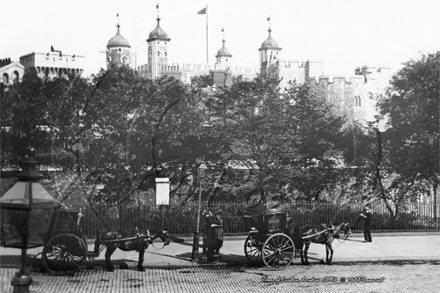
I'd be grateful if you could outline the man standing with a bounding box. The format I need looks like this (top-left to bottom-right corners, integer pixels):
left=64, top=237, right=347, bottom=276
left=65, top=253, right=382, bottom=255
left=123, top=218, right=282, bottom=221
left=356, top=206, right=372, bottom=242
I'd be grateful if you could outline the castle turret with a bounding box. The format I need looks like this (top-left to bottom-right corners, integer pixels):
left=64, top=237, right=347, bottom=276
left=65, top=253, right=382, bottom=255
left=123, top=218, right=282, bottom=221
left=259, top=20, right=281, bottom=79
left=146, top=12, right=170, bottom=79
left=215, top=29, right=232, bottom=70
left=106, top=17, right=131, bottom=68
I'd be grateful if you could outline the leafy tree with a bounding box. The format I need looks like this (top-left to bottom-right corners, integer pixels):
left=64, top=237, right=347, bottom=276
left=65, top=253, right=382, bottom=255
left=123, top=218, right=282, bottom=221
left=208, top=78, right=346, bottom=203
left=74, top=67, right=224, bottom=204
left=1, top=65, right=225, bottom=206
left=0, top=69, right=83, bottom=166
left=191, top=72, right=214, bottom=88
left=372, top=52, right=440, bottom=216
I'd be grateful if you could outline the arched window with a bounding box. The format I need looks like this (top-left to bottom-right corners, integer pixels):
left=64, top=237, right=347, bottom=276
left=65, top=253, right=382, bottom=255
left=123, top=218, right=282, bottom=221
left=12, top=71, right=19, bottom=83
left=2, top=73, right=9, bottom=84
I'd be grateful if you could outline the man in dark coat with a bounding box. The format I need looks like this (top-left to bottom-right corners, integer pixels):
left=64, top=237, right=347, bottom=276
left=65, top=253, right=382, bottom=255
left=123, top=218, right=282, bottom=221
left=356, top=206, right=372, bottom=242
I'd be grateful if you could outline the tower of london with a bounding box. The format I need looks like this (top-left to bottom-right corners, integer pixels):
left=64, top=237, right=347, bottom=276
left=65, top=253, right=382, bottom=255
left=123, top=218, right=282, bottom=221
left=1, top=8, right=393, bottom=129
left=102, top=11, right=391, bottom=127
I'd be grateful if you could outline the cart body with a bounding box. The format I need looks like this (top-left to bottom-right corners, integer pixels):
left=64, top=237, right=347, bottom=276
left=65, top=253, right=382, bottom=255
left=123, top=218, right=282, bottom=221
left=243, top=209, right=302, bottom=269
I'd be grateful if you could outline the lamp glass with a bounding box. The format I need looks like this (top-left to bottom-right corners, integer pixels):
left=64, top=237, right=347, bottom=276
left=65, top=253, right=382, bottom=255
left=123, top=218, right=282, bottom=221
left=1, top=207, right=53, bottom=248
left=1, top=209, right=27, bottom=248
left=199, top=163, right=208, bottom=178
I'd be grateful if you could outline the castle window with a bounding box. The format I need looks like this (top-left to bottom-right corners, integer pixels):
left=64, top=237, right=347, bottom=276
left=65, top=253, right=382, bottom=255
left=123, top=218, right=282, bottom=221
left=355, top=96, right=362, bottom=107
left=11, top=70, right=20, bottom=82
left=2, top=73, right=9, bottom=84
left=157, top=51, right=160, bottom=56
left=165, top=52, right=167, bottom=56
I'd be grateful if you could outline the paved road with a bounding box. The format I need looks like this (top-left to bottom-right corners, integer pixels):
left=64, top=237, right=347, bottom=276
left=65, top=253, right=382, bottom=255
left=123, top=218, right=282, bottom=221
left=1, top=233, right=439, bottom=292
left=1, top=262, right=439, bottom=292
left=1, top=233, right=439, bottom=269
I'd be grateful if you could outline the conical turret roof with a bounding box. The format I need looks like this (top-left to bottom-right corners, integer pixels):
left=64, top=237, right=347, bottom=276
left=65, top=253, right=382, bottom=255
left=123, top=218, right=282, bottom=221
left=107, top=24, right=131, bottom=48
left=259, top=28, right=281, bottom=50
left=147, top=17, right=170, bottom=41
left=216, top=40, right=232, bottom=57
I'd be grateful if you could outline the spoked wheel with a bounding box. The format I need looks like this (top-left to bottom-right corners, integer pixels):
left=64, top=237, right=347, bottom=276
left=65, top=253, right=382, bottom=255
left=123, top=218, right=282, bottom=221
left=42, top=233, right=87, bottom=275
left=244, top=234, right=263, bottom=264
left=262, top=233, right=295, bottom=269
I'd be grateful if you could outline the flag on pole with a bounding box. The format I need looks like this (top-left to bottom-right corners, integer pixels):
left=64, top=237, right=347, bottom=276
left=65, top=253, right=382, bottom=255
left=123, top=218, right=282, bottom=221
left=198, top=7, right=207, bottom=14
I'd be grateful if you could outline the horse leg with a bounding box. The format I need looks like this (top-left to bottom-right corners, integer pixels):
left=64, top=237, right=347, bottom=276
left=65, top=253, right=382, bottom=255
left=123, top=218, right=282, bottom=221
left=104, top=246, right=117, bottom=272
left=137, top=242, right=146, bottom=272
left=303, top=243, right=310, bottom=265
left=300, top=248, right=305, bottom=265
left=326, top=244, right=333, bottom=265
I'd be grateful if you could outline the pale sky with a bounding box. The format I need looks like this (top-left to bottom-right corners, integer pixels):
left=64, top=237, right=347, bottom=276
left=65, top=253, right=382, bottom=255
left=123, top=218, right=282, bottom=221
left=1, top=0, right=439, bottom=77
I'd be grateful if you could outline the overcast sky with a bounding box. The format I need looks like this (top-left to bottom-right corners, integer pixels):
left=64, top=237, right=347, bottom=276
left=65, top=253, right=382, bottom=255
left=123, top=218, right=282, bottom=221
left=1, top=0, right=439, bottom=76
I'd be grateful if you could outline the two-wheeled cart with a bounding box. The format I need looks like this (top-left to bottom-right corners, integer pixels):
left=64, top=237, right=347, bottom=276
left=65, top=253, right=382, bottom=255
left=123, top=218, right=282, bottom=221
left=38, top=205, right=152, bottom=275
left=242, top=210, right=303, bottom=269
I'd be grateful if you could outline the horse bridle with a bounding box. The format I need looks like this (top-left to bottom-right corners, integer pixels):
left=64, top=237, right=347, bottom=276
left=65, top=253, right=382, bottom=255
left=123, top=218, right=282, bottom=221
left=148, top=231, right=170, bottom=250
left=337, top=224, right=351, bottom=243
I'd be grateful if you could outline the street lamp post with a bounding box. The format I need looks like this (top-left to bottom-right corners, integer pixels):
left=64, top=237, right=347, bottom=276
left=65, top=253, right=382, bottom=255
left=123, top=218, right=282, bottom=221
left=0, top=147, right=59, bottom=293
left=191, top=163, right=208, bottom=262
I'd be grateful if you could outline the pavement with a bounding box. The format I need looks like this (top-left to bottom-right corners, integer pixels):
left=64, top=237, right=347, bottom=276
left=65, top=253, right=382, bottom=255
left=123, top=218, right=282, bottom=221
left=1, top=231, right=439, bottom=271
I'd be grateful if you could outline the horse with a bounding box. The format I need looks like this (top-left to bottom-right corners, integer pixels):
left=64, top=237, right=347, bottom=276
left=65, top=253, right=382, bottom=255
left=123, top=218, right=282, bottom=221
left=300, top=222, right=351, bottom=265
left=94, top=228, right=171, bottom=271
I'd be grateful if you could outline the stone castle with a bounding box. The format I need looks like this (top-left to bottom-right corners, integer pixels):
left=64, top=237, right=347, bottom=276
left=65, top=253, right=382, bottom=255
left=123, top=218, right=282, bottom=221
left=1, top=10, right=393, bottom=127
left=104, top=11, right=391, bottom=126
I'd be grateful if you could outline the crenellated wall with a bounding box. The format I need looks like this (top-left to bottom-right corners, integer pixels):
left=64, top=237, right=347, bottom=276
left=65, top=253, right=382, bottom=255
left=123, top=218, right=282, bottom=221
left=307, top=74, right=389, bottom=126
left=19, top=52, right=85, bottom=79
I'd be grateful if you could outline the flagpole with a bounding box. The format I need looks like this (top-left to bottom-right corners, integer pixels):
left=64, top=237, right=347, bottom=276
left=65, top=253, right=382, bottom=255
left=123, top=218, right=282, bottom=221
left=206, top=5, right=209, bottom=64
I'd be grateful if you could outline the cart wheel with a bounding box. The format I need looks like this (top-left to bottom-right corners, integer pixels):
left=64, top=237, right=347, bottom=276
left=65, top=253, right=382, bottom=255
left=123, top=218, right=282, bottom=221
left=262, top=233, right=295, bottom=269
left=42, top=233, right=87, bottom=275
left=244, top=234, right=263, bottom=264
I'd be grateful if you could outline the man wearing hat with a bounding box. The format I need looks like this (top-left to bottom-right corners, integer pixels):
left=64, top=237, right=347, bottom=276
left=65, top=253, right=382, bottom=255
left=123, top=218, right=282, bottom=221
left=356, top=206, right=372, bottom=242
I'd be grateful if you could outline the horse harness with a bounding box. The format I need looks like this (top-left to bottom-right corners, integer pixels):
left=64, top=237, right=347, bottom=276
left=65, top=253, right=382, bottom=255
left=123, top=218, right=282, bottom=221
left=302, top=224, right=345, bottom=243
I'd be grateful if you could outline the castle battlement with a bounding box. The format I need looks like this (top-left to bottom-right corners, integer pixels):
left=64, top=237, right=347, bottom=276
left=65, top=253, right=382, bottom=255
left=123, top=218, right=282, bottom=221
left=162, top=65, right=180, bottom=72
left=276, top=59, right=304, bottom=68
left=170, top=62, right=258, bottom=76
left=309, top=75, right=375, bottom=85
left=20, top=51, right=86, bottom=70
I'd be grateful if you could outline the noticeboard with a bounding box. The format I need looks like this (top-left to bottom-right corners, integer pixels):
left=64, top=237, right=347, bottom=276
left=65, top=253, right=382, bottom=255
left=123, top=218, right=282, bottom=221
left=155, top=177, right=170, bottom=205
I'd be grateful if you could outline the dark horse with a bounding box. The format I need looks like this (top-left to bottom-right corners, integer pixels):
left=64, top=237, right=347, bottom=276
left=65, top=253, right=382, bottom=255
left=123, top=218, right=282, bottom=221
left=95, top=228, right=171, bottom=271
left=301, top=222, right=351, bottom=265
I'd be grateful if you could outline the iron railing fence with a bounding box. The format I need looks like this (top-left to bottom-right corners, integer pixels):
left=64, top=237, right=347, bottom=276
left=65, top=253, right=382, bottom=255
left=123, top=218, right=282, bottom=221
left=73, top=202, right=440, bottom=238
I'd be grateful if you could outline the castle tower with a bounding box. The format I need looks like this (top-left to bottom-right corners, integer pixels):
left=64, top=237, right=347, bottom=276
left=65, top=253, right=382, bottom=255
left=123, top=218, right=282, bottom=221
left=215, top=28, right=232, bottom=70
left=259, top=19, right=281, bottom=79
left=106, top=16, right=131, bottom=68
left=146, top=7, right=170, bottom=80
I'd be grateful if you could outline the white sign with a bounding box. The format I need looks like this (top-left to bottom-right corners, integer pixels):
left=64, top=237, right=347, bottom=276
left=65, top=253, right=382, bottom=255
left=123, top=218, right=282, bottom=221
left=155, top=177, right=170, bottom=205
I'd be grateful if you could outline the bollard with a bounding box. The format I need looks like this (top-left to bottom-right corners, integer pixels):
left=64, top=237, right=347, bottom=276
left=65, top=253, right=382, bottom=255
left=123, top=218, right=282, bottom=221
left=11, top=271, right=33, bottom=293
left=191, top=231, right=200, bottom=262
left=200, top=232, right=208, bottom=263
